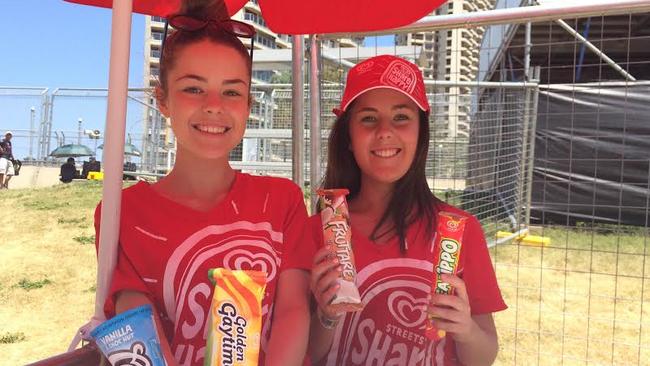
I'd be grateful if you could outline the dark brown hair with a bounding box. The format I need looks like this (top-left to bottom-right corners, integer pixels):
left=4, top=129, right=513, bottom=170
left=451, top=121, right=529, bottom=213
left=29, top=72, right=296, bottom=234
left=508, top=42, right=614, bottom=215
left=157, top=0, right=252, bottom=99
left=322, top=104, right=440, bottom=253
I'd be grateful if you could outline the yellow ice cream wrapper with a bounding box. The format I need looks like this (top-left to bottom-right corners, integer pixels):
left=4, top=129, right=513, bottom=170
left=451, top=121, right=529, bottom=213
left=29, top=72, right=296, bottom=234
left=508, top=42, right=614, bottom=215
left=205, top=268, right=267, bottom=366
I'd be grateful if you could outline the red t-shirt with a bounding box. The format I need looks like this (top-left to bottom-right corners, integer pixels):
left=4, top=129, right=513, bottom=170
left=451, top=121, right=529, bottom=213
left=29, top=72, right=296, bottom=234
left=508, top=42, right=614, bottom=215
left=94, top=173, right=314, bottom=366
left=310, top=202, right=507, bottom=366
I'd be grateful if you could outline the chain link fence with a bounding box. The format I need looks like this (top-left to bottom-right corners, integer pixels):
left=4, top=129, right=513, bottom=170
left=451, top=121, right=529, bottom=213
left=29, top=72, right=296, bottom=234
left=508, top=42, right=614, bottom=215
left=479, top=9, right=650, bottom=366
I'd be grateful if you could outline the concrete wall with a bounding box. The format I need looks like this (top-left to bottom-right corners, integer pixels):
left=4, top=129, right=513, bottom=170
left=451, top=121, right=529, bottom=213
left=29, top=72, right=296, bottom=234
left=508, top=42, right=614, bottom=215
left=7, top=166, right=61, bottom=189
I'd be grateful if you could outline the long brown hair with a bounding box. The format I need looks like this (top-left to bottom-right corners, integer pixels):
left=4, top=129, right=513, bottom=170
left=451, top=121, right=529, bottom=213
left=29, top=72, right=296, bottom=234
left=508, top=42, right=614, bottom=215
left=322, top=104, right=440, bottom=253
left=157, top=0, right=252, bottom=100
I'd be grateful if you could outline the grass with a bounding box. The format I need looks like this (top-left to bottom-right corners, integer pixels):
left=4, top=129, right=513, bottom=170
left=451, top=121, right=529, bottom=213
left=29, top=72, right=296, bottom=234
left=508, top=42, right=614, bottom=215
left=0, top=332, right=26, bottom=344
left=57, top=217, right=88, bottom=226
left=14, top=278, right=52, bottom=291
left=73, top=235, right=95, bottom=245
left=490, top=225, right=650, bottom=366
left=0, top=181, right=106, bottom=364
left=1, top=181, right=648, bottom=365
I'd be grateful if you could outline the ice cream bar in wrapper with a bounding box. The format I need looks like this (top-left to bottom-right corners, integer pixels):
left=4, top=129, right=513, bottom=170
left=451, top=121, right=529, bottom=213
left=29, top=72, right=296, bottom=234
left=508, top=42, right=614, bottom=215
left=205, top=268, right=267, bottom=366
left=317, top=189, right=363, bottom=313
left=91, top=304, right=166, bottom=366
left=425, top=211, right=467, bottom=340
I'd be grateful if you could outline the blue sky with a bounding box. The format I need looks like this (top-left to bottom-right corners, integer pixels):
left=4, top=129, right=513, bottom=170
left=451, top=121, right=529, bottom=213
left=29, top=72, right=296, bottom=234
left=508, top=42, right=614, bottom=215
left=0, top=0, right=145, bottom=88
left=364, top=35, right=396, bottom=48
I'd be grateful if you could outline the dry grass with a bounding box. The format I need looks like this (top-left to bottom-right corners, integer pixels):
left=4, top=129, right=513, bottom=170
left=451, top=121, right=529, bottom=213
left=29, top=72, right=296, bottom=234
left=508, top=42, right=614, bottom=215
left=1, top=183, right=648, bottom=365
left=491, top=226, right=650, bottom=366
left=0, top=182, right=104, bottom=365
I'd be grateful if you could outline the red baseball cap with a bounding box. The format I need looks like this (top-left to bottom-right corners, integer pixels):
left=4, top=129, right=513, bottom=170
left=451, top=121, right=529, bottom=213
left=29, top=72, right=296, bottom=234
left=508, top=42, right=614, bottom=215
left=334, top=54, right=430, bottom=116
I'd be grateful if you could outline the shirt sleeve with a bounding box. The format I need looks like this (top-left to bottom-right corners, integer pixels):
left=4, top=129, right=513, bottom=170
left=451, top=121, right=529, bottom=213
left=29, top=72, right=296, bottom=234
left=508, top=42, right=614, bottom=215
left=461, top=215, right=508, bottom=315
left=278, top=182, right=317, bottom=272
left=94, top=202, right=152, bottom=317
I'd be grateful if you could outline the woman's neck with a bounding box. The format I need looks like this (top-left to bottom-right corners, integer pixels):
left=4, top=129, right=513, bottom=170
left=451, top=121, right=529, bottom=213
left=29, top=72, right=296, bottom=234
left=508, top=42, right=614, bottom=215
left=153, top=148, right=236, bottom=211
left=350, top=177, right=393, bottom=216
left=348, top=177, right=395, bottom=240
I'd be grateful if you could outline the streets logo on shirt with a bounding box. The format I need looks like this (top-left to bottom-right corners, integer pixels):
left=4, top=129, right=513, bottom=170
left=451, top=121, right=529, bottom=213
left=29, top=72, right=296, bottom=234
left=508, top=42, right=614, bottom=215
left=324, top=258, right=447, bottom=366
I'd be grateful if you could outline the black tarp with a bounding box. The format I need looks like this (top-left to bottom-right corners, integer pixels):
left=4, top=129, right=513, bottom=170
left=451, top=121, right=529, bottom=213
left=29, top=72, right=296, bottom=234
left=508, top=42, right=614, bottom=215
left=531, top=82, right=650, bottom=226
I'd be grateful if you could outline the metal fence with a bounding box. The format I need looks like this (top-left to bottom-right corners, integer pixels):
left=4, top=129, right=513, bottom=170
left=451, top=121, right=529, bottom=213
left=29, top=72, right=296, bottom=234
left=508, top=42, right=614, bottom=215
left=0, top=87, right=48, bottom=162
left=227, top=81, right=536, bottom=249
left=0, top=87, right=176, bottom=174
left=438, top=80, right=539, bottom=244
left=1, top=81, right=535, bottom=243
left=477, top=9, right=650, bottom=366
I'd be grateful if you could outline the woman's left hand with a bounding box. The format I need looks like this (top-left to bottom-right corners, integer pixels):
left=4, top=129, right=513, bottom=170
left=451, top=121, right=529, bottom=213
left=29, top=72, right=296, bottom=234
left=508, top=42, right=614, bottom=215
left=427, top=273, right=477, bottom=344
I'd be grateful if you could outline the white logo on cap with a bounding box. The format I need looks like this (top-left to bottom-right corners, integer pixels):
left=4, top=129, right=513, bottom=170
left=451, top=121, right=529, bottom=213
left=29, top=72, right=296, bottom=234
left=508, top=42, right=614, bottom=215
left=380, top=60, right=417, bottom=93
left=355, top=61, right=375, bottom=75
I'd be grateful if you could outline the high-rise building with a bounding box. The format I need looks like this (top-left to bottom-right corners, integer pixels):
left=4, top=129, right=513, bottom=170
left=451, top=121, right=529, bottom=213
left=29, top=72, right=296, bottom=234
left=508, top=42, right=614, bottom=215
left=396, top=0, right=496, bottom=138
left=142, top=15, right=169, bottom=173
left=141, top=2, right=362, bottom=172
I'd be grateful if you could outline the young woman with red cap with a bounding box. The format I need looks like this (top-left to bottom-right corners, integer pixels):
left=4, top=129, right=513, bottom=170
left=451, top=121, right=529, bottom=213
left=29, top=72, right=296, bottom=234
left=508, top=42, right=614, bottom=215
left=309, top=54, right=507, bottom=365
left=93, top=1, right=313, bottom=365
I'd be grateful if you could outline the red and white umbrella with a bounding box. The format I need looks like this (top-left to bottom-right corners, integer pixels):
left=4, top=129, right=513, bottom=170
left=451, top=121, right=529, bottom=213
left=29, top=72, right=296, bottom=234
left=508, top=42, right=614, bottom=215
left=65, top=0, right=446, bottom=34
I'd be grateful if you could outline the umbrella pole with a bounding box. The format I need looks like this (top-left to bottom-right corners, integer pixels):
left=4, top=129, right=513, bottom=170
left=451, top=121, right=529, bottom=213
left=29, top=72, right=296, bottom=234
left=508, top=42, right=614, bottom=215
left=93, top=0, right=132, bottom=331
left=67, top=1, right=132, bottom=353
left=291, top=35, right=305, bottom=187
left=308, top=35, right=321, bottom=213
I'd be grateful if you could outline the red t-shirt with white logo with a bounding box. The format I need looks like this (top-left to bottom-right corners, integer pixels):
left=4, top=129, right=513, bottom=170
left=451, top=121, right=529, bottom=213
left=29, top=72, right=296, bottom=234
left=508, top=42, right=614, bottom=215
left=94, top=173, right=314, bottom=366
left=311, top=202, right=507, bottom=366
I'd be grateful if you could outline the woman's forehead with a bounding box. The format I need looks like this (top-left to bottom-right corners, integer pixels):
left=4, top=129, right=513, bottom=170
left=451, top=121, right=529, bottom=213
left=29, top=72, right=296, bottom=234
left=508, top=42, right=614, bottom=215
left=353, top=89, right=418, bottom=111
left=170, top=41, right=250, bottom=77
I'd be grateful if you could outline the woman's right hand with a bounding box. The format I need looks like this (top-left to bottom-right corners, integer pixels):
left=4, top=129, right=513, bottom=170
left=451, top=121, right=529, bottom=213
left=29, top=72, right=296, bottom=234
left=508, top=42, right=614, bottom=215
left=310, top=245, right=343, bottom=320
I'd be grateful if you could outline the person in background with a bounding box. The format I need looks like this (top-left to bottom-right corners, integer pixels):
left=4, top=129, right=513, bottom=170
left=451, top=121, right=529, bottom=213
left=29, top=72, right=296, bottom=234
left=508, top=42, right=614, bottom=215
left=82, top=156, right=101, bottom=178
left=0, top=131, right=15, bottom=189
left=60, top=157, right=77, bottom=183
